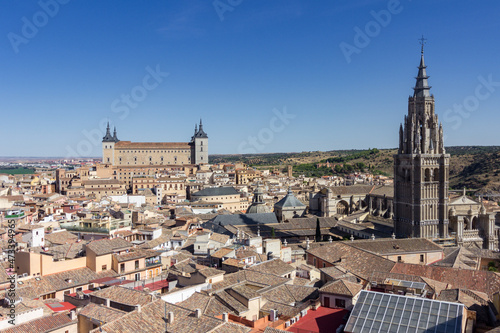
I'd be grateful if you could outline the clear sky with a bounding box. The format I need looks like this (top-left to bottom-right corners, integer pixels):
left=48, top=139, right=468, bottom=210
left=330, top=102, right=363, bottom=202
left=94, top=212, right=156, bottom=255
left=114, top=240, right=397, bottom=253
left=1, top=0, right=500, bottom=157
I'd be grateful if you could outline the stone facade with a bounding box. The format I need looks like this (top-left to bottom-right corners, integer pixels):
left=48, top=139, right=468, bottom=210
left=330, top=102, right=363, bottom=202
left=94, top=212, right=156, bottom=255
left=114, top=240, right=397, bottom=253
left=102, top=120, right=208, bottom=167
left=393, top=46, right=450, bottom=239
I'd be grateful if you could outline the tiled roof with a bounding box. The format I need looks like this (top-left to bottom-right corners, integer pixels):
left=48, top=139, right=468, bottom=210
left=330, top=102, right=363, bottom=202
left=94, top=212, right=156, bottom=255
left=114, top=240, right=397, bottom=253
left=347, top=238, right=443, bottom=255
left=326, top=185, right=375, bottom=196
left=368, top=184, right=394, bottom=197
left=90, top=285, right=154, bottom=307
left=90, top=299, right=229, bottom=333
left=79, top=302, right=127, bottom=323
left=114, top=249, right=160, bottom=262
left=307, top=242, right=395, bottom=280
left=431, top=247, right=478, bottom=270
left=211, top=247, right=234, bottom=259
left=45, top=242, right=86, bottom=260
left=209, top=232, right=230, bottom=245
left=230, top=284, right=261, bottom=300
left=210, top=322, right=252, bottom=333
left=20, top=267, right=107, bottom=296
left=246, top=259, right=295, bottom=277
left=177, top=292, right=235, bottom=316
left=261, top=300, right=300, bottom=318
left=216, top=290, right=248, bottom=314
left=86, top=237, right=132, bottom=255
left=262, top=284, right=318, bottom=304
left=1, top=312, right=75, bottom=333
left=391, top=262, right=500, bottom=298
left=45, top=230, right=78, bottom=245
left=208, top=270, right=290, bottom=294
left=198, top=267, right=225, bottom=278
left=319, top=279, right=363, bottom=297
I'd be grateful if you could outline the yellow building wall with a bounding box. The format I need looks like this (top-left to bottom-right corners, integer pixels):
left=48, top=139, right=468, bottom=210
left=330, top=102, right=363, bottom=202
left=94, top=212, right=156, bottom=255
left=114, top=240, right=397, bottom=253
left=386, top=251, right=443, bottom=265
left=15, top=252, right=41, bottom=276
left=40, top=255, right=86, bottom=276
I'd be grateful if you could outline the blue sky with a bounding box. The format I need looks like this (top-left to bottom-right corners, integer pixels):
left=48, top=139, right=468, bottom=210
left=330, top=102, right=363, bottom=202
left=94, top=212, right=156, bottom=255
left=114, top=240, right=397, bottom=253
left=1, top=0, right=500, bottom=157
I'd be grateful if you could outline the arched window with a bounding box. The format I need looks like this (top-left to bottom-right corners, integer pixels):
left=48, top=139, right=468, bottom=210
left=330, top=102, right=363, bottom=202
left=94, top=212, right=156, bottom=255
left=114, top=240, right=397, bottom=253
left=424, top=168, right=431, bottom=182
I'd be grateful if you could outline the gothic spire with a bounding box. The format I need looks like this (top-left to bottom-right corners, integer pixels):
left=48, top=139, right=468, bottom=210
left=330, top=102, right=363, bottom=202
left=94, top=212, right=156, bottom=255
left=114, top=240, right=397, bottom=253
left=194, top=118, right=208, bottom=138
left=102, top=122, right=114, bottom=142
left=113, top=127, right=119, bottom=142
left=413, top=36, right=431, bottom=98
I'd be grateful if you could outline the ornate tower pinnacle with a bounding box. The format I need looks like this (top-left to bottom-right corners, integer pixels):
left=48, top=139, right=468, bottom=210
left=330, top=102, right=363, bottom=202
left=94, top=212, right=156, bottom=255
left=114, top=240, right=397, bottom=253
left=113, top=127, right=119, bottom=142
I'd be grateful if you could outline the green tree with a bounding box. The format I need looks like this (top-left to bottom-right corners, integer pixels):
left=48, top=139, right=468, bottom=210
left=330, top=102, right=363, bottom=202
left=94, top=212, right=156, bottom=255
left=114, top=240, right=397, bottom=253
left=271, top=227, right=276, bottom=239
left=315, top=218, right=322, bottom=242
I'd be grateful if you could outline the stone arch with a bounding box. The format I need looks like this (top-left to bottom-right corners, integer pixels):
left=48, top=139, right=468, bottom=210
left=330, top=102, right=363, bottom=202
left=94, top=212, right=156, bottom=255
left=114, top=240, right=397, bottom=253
left=463, top=217, right=470, bottom=230
left=336, top=200, right=349, bottom=215
left=472, top=216, right=478, bottom=230
left=424, top=168, right=431, bottom=182
left=433, top=168, right=439, bottom=181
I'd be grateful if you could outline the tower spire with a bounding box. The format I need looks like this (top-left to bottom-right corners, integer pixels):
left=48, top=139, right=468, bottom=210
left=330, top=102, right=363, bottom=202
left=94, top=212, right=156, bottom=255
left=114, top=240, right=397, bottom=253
left=102, top=121, right=114, bottom=142
left=414, top=36, right=431, bottom=98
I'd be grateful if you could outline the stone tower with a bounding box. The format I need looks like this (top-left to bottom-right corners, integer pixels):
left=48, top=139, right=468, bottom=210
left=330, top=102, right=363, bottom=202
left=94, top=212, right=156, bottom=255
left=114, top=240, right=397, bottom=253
left=393, top=42, right=450, bottom=239
left=102, top=123, right=119, bottom=165
left=191, top=119, right=208, bottom=164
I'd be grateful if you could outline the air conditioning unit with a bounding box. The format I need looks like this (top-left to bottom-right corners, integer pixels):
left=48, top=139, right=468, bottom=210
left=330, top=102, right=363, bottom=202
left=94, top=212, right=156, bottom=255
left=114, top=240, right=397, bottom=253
left=22, top=273, right=28, bottom=277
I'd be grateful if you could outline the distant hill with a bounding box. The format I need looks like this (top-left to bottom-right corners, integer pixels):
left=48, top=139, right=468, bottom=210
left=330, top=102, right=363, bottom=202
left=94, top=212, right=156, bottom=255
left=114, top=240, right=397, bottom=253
left=210, top=146, right=500, bottom=194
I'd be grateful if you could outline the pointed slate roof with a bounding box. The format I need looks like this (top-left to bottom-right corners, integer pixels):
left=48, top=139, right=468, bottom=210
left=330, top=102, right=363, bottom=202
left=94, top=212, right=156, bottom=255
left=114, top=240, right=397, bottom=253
left=193, top=119, right=208, bottom=138
left=274, top=188, right=305, bottom=208
left=102, top=122, right=115, bottom=142
left=413, top=42, right=431, bottom=98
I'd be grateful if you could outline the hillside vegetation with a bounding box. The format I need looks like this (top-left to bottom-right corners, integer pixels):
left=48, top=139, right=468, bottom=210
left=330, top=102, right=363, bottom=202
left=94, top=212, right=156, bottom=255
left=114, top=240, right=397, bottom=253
left=210, top=146, right=500, bottom=194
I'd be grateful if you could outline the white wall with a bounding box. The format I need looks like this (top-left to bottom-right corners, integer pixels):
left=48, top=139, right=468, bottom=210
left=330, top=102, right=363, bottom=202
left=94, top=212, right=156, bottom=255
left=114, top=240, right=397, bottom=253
left=161, top=283, right=209, bottom=304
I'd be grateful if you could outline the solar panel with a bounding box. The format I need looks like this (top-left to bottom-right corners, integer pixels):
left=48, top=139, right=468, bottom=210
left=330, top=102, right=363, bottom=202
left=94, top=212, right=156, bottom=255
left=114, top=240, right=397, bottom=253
left=48, top=303, right=63, bottom=308
left=344, top=291, right=464, bottom=333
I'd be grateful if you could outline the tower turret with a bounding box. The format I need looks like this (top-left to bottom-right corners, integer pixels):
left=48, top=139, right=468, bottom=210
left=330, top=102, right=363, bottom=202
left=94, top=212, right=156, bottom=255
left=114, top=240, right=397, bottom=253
left=102, top=122, right=116, bottom=164
left=191, top=119, right=208, bottom=164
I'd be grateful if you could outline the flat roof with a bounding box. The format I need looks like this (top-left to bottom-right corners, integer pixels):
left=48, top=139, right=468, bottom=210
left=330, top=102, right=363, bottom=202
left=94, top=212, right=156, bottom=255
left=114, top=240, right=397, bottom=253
left=344, top=290, right=464, bottom=333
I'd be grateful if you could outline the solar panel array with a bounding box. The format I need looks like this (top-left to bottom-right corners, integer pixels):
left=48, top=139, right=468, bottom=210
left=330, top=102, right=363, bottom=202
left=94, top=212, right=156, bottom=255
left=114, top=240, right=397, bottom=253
left=385, top=278, right=427, bottom=290
left=344, top=290, right=464, bottom=333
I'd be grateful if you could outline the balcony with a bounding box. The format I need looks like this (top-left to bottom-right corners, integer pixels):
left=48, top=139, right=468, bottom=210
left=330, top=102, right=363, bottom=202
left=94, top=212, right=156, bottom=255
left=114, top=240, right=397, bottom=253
left=145, top=256, right=161, bottom=267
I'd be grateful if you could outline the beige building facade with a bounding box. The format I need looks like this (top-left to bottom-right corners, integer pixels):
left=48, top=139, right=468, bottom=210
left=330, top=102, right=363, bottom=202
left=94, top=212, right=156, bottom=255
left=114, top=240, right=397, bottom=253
left=102, top=120, right=208, bottom=167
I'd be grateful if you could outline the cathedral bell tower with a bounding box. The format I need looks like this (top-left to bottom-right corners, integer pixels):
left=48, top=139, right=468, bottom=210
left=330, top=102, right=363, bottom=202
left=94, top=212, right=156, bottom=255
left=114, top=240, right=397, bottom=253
left=393, top=38, right=450, bottom=239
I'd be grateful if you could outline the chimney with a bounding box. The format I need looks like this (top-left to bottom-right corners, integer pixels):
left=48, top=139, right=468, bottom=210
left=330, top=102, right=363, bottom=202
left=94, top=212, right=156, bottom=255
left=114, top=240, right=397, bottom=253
left=136, top=304, right=141, bottom=313
left=195, top=308, right=201, bottom=318
left=68, top=310, right=77, bottom=320
left=222, top=312, right=228, bottom=322
left=168, top=311, right=174, bottom=323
